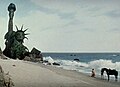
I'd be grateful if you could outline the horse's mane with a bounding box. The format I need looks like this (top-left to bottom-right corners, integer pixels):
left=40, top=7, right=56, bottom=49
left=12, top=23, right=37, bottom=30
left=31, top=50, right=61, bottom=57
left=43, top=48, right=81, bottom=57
left=101, top=68, right=108, bottom=72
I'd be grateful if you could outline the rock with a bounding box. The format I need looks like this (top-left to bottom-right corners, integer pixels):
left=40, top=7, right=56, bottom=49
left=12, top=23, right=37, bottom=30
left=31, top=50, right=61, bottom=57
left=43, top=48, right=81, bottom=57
left=42, top=58, right=60, bottom=66
left=53, top=62, right=60, bottom=66
left=12, top=65, right=16, bottom=67
left=23, top=47, right=43, bottom=62
left=43, top=60, right=48, bottom=63
left=70, top=54, right=76, bottom=56
left=4, top=72, right=14, bottom=87
left=30, top=47, right=43, bottom=61
left=24, top=56, right=31, bottom=61
left=0, top=47, right=2, bottom=54
left=0, top=54, right=9, bottom=60
left=0, top=66, right=14, bottom=87
left=74, top=58, right=80, bottom=62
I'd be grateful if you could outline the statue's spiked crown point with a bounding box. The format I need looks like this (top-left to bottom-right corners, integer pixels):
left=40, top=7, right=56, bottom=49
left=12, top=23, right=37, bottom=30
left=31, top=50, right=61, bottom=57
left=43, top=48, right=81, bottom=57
left=15, top=25, right=19, bottom=31
left=15, top=25, right=29, bottom=40
left=21, top=25, right=23, bottom=30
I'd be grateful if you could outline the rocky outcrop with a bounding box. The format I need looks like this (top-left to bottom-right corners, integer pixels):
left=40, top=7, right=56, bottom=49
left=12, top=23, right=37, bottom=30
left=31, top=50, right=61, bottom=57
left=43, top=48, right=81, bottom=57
left=30, top=47, right=43, bottom=60
left=23, top=47, right=43, bottom=62
left=0, top=65, right=14, bottom=87
left=0, top=65, right=4, bottom=87
left=74, top=58, right=80, bottom=62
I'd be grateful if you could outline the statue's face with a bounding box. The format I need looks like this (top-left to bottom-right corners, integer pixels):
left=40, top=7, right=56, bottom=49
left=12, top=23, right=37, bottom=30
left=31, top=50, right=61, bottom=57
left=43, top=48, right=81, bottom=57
left=15, top=25, right=28, bottom=43
left=15, top=31, right=25, bottom=42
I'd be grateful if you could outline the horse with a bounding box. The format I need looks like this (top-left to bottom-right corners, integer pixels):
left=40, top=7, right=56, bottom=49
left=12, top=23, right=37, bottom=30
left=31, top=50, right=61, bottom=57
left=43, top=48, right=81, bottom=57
left=101, top=68, right=118, bottom=81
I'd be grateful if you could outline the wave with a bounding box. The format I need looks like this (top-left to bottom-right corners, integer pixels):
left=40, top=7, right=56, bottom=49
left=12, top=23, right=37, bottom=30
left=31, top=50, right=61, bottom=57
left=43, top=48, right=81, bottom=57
left=89, top=59, right=120, bottom=71
left=43, top=56, right=54, bottom=64
left=43, top=56, right=120, bottom=76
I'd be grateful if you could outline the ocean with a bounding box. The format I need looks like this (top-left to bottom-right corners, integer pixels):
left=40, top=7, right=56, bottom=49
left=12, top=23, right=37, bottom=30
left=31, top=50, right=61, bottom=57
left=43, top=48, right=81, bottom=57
left=42, top=53, right=120, bottom=81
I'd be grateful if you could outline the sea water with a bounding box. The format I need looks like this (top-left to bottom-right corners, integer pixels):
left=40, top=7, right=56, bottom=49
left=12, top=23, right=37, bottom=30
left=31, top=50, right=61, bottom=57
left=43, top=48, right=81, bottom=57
left=42, top=53, right=120, bottom=81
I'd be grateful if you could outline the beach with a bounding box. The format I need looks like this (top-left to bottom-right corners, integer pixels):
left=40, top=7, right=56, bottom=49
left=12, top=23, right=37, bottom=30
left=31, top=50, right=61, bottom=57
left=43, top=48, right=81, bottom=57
left=0, top=58, right=119, bottom=87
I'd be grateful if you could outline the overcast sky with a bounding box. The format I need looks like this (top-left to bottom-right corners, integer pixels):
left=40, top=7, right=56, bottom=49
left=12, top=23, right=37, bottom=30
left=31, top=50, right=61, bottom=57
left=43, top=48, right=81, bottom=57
left=0, top=0, right=120, bottom=52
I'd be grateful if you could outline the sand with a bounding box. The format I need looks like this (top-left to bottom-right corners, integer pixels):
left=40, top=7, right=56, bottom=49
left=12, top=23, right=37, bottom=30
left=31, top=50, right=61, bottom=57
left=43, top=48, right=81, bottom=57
left=0, top=58, right=119, bottom=87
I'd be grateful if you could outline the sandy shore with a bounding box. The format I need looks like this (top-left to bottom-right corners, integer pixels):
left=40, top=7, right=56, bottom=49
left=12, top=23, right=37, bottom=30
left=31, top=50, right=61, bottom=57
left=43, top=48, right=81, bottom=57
left=0, top=58, right=119, bottom=87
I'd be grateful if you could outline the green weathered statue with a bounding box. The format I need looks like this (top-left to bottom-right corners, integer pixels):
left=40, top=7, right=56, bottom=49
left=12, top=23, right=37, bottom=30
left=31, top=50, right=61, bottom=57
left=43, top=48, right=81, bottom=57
left=3, top=3, right=29, bottom=59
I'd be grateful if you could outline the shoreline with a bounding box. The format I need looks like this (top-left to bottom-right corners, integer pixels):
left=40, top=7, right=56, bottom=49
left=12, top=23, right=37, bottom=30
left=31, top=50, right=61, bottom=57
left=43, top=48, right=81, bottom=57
left=0, top=58, right=120, bottom=87
left=38, top=62, right=120, bottom=85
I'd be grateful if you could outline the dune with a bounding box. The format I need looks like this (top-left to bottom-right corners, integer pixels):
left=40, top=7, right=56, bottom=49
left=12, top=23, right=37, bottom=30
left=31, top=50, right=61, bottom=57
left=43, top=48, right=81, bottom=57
left=0, top=58, right=119, bottom=87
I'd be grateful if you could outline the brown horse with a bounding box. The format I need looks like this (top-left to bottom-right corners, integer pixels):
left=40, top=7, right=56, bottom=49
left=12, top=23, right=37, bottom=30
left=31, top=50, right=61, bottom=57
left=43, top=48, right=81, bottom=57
left=101, top=68, right=118, bottom=81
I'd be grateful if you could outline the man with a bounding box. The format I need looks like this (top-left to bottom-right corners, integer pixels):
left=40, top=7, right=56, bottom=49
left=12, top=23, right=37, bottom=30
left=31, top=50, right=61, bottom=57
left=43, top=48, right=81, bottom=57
left=91, top=69, right=96, bottom=77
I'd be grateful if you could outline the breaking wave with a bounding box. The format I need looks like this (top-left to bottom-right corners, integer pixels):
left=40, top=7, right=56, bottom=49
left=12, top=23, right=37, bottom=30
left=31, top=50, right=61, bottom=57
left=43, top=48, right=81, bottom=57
left=89, top=59, right=120, bottom=71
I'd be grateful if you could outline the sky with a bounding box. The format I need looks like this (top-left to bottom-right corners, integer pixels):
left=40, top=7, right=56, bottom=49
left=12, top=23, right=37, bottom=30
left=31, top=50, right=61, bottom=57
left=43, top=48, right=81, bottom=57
left=0, top=0, right=120, bottom=53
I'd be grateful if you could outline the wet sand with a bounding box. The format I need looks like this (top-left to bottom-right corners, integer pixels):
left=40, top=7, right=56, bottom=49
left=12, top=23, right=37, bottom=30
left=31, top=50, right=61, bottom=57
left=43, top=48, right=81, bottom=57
left=0, top=58, right=119, bottom=87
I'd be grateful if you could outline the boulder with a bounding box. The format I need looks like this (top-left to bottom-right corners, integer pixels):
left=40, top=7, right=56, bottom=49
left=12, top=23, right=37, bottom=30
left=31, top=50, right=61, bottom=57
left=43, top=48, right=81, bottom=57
left=53, top=62, right=60, bottom=66
left=74, top=58, right=80, bottom=62
left=30, top=47, right=43, bottom=61
left=23, top=56, right=31, bottom=61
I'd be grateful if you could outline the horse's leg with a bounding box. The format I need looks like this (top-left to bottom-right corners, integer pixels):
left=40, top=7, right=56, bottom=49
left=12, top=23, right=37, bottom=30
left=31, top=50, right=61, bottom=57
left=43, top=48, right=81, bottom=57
left=101, top=75, right=104, bottom=79
left=115, top=75, right=117, bottom=81
left=108, top=75, right=109, bottom=81
left=101, top=71, right=104, bottom=79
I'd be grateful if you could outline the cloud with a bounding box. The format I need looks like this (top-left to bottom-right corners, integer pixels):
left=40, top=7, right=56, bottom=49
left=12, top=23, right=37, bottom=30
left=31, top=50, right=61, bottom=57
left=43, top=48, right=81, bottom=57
left=21, top=0, right=120, bottom=52
left=109, top=28, right=120, bottom=33
left=105, top=10, right=120, bottom=18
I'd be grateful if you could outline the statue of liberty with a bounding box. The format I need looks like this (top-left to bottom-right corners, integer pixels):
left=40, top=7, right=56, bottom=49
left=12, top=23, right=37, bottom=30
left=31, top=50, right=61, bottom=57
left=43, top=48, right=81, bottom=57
left=3, top=3, right=29, bottom=59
